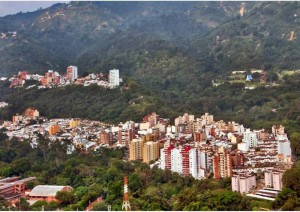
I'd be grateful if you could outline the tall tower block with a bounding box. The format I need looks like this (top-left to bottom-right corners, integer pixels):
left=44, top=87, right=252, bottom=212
left=122, top=176, right=131, bottom=211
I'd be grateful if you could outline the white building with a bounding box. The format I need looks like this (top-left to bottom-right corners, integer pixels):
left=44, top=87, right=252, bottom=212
left=243, top=129, right=258, bottom=148
left=264, top=169, right=284, bottom=191
left=160, top=148, right=166, bottom=170
left=277, top=134, right=292, bottom=158
left=232, top=174, right=256, bottom=194
left=109, top=69, right=120, bottom=88
left=67, top=66, right=78, bottom=81
left=200, top=151, right=210, bottom=170
left=238, top=142, right=249, bottom=152
left=171, top=148, right=183, bottom=174
left=189, top=148, right=200, bottom=179
left=160, top=146, right=206, bottom=179
left=201, top=113, right=214, bottom=125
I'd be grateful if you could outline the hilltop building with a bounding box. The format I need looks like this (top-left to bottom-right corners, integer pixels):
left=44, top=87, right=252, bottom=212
left=109, top=69, right=120, bottom=88
left=66, top=66, right=78, bottom=81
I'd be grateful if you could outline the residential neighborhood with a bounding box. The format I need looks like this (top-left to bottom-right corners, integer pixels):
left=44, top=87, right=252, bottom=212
left=0, top=109, right=293, bottom=205
left=6, top=67, right=121, bottom=89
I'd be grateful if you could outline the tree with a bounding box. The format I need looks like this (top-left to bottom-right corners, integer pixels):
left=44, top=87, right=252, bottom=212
left=92, top=202, right=107, bottom=211
left=75, top=186, right=89, bottom=200
left=11, top=158, right=31, bottom=175
left=16, top=197, right=30, bottom=211
left=56, top=191, right=75, bottom=206
left=282, top=168, right=300, bottom=196
left=128, top=173, right=142, bottom=192
left=30, top=200, right=48, bottom=211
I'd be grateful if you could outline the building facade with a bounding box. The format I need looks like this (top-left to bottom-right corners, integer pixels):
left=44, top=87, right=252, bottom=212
left=109, top=69, right=120, bottom=88
left=143, top=141, right=159, bottom=163
left=67, top=66, right=78, bottom=81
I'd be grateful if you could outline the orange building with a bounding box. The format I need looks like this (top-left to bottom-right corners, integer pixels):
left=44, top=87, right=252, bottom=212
left=49, top=125, right=60, bottom=135
left=99, top=130, right=113, bottom=145
left=29, top=185, right=73, bottom=202
left=23, top=108, right=39, bottom=118
left=129, top=138, right=144, bottom=161
left=12, top=114, right=23, bottom=123
left=142, top=141, right=160, bottom=164
left=0, top=177, right=36, bottom=204
left=213, top=147, right=233, bottom=179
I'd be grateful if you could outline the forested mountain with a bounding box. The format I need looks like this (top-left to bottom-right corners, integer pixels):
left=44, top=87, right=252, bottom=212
left=0, top=1, right=249, bottom=75
left=0, top=1, right=300, bottom=128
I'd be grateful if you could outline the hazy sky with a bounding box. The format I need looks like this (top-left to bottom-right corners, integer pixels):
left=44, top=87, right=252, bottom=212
left=0, top=1, right=67, bottom=17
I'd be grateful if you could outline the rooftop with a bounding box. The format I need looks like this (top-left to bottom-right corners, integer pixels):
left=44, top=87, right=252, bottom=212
left=29, top=185, right=72, bottom=197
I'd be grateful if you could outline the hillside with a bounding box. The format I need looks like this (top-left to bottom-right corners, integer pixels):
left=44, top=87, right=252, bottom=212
left=0, top=2, right=300, bottom=127
left=0, top=1, right=242, bottom=75
left=197, top=1, right=300, bottom=72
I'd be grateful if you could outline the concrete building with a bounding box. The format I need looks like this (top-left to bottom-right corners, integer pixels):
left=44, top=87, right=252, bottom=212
left=238, top=142, right=249, bottom=152
left=272, top=125, right=285, bottom=136
left=118, top=126, right=133, bottom=146
left=277, top=135, right=292, bottom=158
left=189, top=148, right=201, bottom=178
left=160, top=145, right=175, bottom=170
left=232, top=174, right=256, bottom=194
left=69, top=119, right=80, bottom=129
left=243, top=129, right=258, bottom=148
left=175, top=113, right=194, bottom=126
left=143, top=141, right=159, bottom=164
left=160, top=145, right=204, bottom=179
left=49, top=125, right=60, bottom=135
left=0, top=177, right=36, bottom=204
left=213, top=147, right=232, bottom=179
left=200, top=150, right=210, bottom=170
left=181, top=146, right=191, bottom=176
left=264, top=169, right=284, bottom=190
left=66, top=66, right=78, bottom=81
left=171, top=148, right=183, bottom=174
left=129, top=138, right=144, bottom=161
left=109, top=69, right=120, bottom=88
left=12, top=114, right=23, bottom=123
left=99, top=130, right=113, bottom=145
left=201, top=113, right=214, bottom=125
left=143, top=112, right=159, bottom=128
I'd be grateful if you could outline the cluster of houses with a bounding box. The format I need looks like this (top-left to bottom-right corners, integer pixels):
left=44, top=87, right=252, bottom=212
left=212, top=69, right=268, bottom=89
left=7, top=67, right=121, bottom=89
left=0, top=110, right=293, bottom=203
left=1, top=108, right=113, bottom=153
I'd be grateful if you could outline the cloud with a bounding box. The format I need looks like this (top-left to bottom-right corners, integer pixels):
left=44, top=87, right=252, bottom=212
left=0, top=1, right=67, bottom=17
